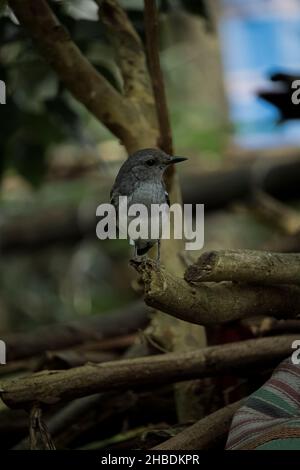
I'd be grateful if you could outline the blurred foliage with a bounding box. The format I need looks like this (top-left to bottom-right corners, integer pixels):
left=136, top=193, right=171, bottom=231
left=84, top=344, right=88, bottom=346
left=170, top=103, right=227, bottom=160
left=0, top=0, right=210, bottom=187
left=0, top=239, right=135, bottom=332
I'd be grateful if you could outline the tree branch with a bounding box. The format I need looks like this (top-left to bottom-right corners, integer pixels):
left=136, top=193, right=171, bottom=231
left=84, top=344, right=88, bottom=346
left=154, top=399, right=244, bottom=450
left=131, top=260, right=300, bottom=326
left=185, top=250, right=300, bottom=285
left=96, top=0, right=153, bottom=99
left=0, top=335, right=297, bottom=409
left=8, top=0, right=143, bottom=151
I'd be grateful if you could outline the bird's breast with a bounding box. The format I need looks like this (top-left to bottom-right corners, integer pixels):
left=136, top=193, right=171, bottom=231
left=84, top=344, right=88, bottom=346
left=130, top=182, right=166, bottom=207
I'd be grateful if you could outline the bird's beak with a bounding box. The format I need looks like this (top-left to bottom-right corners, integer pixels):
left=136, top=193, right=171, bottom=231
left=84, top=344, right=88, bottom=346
left=167, top=156, right=188, bottom=165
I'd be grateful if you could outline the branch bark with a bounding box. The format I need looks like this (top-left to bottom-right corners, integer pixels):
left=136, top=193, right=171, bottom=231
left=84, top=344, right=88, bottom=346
left=132, top=260, right=300, bottom=326
left=0, top=335, right=297, bottom=409
left=154, top=399, right=244, bottom=450
left=185, top=250, right=300, bottom=285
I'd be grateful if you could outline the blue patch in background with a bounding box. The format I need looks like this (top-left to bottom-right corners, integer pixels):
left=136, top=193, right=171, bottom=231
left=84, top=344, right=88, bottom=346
left=220, top=0, right=300, bottom=148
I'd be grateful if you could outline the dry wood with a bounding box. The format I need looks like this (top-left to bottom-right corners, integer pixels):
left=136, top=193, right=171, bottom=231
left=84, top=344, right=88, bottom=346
left=0, top=335, right=296, bottom=409
left=132, top=260, right=300, bottom=326
left=185, top=250, right=300, bottom=285
left=154, top=399, right=244, bottom=450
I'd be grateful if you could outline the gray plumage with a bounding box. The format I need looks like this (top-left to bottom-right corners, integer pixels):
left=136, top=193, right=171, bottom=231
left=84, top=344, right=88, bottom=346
left=110, top=148, right=187, bottom=260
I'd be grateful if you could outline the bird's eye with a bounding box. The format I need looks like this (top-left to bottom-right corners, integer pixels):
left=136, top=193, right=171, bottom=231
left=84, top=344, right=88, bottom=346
left=146, top=159, right=155, bottom=166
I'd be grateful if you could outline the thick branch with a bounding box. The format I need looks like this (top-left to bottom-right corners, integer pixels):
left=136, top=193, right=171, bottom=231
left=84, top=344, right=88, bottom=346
left=132, top=260, right=300, bottom=325
left=185, top=250, right=300, bottom=285
left=97, top=0, right=153, bottom=99
left=8, top=0, right=137, bottom=148
left=154, top=399, right=244, bottom=450
left=0, top=335, right=297, bottom=409
left=3, top=301, right=150, bottom=361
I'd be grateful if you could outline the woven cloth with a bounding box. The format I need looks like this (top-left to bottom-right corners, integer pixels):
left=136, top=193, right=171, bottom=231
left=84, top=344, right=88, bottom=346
left=226, top=357, right=300, bottom=450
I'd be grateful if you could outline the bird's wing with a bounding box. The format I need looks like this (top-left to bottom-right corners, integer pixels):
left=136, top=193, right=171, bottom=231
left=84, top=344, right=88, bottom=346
left=110, top=188, right=118, bottom=208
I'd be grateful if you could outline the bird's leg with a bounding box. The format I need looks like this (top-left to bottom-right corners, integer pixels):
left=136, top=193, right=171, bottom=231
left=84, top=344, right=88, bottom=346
left=133, top=243, right=138, bottom=260
left=156, top=239, right=161, bottom=265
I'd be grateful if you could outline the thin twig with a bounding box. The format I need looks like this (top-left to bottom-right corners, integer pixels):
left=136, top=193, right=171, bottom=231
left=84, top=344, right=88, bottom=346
left=29, top=405, right=55, bottom=450
left=144, top=0, right=173, bottom=156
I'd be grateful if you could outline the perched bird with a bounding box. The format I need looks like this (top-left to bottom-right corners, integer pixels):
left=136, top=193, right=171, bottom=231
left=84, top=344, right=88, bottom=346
left=110, top=148, right=187, bottom=262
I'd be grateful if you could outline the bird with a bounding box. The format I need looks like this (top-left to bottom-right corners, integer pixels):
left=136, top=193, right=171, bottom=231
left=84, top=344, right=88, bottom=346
left=110, top=148, right=187, bottom=262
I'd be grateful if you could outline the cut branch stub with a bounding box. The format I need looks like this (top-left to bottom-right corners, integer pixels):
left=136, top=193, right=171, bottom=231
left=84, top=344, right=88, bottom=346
left=131, top=260, right=300, bottom=326
left=185, top=250, right=300, bottom=285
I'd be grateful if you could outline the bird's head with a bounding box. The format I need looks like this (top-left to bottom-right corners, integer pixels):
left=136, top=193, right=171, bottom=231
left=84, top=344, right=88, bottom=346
left=128, top=148, right=187, bottom=180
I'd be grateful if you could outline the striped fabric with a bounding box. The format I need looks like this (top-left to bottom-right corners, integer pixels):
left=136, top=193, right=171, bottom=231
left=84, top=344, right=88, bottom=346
left=226, top=356, right=300, bottom=450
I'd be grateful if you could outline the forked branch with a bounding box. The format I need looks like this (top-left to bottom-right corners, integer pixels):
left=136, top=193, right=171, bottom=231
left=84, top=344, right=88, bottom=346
left=132, top=260, right=300, bottom=325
